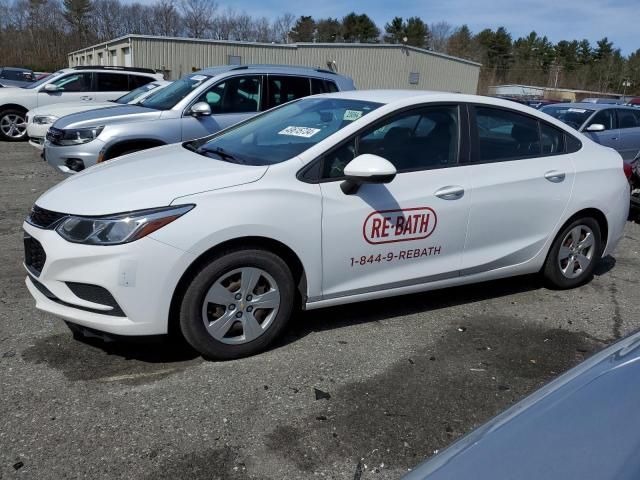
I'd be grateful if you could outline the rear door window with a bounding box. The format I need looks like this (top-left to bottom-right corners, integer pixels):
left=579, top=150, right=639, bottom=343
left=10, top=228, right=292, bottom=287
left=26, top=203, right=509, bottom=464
left=96, top=73, right=129, bottom=92
left=311, top=78, right=339, bottom=94
left=267, top=76, right=311, bottom=109
left=475, top=106, right=541, bottom=161
left=129, top=75, right=153, bottom=89
left=617, top=109, right=639, bottom=129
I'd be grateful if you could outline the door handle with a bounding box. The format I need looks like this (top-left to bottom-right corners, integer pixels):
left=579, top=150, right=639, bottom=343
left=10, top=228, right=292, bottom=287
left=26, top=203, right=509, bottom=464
left=435, top=185, right=464, bottom=200
left=544, top=170, right=566, bottom=183
left=80, top=96, right=93, bottom=101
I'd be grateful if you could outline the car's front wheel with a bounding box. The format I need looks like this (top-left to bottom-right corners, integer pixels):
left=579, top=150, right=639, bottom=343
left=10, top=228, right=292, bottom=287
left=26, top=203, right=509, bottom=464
left=543, top=217, right=602, bottom=289
left=179, top=249, right=295, bottom=360
left=0, top=109, right=28, bottom=141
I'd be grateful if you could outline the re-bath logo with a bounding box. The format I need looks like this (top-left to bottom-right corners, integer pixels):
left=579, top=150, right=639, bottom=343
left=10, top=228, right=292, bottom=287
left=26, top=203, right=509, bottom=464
left=363, top=207, right=437, bottom=245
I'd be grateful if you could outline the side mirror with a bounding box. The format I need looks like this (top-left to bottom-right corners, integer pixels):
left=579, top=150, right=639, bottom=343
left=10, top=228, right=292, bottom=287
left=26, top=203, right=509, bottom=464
left=190, top=101, right=212, bottom=117
left=341, top=154, right=397, bottom=195
left=585, top=123, right=605, bottom=132
left=43, top=83, right=61, bottom=93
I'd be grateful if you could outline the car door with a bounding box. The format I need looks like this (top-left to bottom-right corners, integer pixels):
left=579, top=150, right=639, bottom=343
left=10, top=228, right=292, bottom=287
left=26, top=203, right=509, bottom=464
left=93, top=72, right=130, bottom=102
left=615, top=109, right=640, bottom=160
left=583, top=108, right=621, bottom=151
left=319, top=105, right=471, bottom=299
left=36, top=72, right=93, bottom=107
left=461, top=105, right=575, bottom=273
left=181, top=75, right=263, bottom=141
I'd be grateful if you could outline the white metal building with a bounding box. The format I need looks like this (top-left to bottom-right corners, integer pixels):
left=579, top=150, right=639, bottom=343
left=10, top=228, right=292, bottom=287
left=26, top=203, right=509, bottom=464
left=68, top=34, right=481, bottom=94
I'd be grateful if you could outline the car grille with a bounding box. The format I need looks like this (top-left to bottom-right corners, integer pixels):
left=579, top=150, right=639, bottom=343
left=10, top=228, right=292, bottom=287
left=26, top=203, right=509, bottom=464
left=27, top=205, right=67, bottom=229
left=24, top=234, right=46, bottom=276
left=46, top=127, right=63, bottom=145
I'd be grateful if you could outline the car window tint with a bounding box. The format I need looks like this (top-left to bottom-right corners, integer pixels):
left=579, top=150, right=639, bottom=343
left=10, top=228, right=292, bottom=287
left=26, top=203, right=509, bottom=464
left=617, top=110, right=639, bottom=129
left=96, top=73, right=129, bottom=91
left=322, top=106, right=459, bottom=178
left=588, top=109, right=615, bottom=130
left=199, top=75, right=261, bottom=114
left=268, top=76, right=311, bottom=109
left=129, top=75, right=152, bottom=89
left=565, top=133, right=582, bottom=153
left=311, top=78, right=327, bottom=94
left=50, top=72, right=92, bottom=92
left=326, top=81, right=339, bottom=93
left=541, top=123, right=566, bottom=154
left=476, top=106, right=541, bottom=161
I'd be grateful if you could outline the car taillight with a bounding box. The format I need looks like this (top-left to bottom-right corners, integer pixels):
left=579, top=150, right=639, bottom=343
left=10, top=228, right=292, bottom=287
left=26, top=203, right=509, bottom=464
left=623, top=163, right=632, bottom=179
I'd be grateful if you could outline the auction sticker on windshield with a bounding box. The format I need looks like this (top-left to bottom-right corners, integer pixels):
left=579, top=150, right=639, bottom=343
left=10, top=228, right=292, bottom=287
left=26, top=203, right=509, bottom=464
left=343, top=110, right=363, bottom=121
left=278, top=126, right=321, bottom=138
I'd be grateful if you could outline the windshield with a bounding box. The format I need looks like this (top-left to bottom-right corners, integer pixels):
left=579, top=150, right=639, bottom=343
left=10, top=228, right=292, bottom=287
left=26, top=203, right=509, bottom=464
left=115, top=82, right=162, bottom=104
left=22, top=70, right=65, bottom=90
left=191, top=97, right=382, bottom=166
left=139, top=74, right=210, bottom=110
left=541, top=105, right=594, bottom=130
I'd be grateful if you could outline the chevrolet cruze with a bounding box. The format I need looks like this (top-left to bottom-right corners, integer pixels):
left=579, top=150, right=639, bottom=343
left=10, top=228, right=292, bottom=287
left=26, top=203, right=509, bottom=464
left=24, top=91, right=630, bottom=359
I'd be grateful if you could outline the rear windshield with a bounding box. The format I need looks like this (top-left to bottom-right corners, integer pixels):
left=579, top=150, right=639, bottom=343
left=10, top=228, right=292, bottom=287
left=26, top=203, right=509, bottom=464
left=139, top=74, right=210, bottom=110
left=541, top=106, right=594, bottom=130
left=190, top=97, right=382, bottom=166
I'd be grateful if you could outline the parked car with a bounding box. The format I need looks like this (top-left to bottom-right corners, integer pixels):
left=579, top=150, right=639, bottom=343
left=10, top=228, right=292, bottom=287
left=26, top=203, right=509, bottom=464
left=43, top=65, right=355, bottom=174
left=26, top=80, right=171, bottom=150
left=541, top=103, right=640, bottom=161
left=24, top=91, right=629, bottom=359
left=526, top=99, right=559, bottom=109
left=0, top=66, right=163, bottom=142
left=580, top=97, right=625, bottom=104
left=0, top=67, right=35, bottom=88
left=403, top=329, right=640, bottom=480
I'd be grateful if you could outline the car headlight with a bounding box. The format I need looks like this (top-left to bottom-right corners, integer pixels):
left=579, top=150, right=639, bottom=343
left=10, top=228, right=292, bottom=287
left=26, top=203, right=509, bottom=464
left=56, top=126, right=104, bottom=146
left=33, top=115, right=58, bottom=125
left=55, top=205, right=194, bottom=245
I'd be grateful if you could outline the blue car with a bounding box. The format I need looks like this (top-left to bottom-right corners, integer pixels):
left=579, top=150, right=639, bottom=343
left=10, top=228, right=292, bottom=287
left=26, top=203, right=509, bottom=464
left=542, top=103, right=640, bottom=162
left=404, top=330, right=640, bottom=479
left=0, top=67, right=35, bottom=88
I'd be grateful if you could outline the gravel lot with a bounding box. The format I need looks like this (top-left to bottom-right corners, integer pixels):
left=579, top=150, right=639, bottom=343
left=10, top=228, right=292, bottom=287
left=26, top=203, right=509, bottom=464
left=2, top=142, right=640, bottom=479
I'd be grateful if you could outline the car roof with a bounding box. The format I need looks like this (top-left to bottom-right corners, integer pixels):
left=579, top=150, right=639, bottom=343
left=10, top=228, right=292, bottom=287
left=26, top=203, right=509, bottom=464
left=194, top=64, right=349, bottom=79
left=545, top=102, right=636, bottom=111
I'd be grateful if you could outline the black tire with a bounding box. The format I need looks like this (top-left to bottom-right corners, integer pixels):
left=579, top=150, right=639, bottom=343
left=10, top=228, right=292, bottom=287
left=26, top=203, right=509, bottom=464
left=179, top=249, right=295, bottom=360
left=0, top=108, right=28, bottom=142
left=542, top=217, right=602, bottom=289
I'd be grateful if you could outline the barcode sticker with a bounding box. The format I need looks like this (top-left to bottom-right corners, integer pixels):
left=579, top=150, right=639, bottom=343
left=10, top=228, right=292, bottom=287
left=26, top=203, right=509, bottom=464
left=278, top=126, right=321, bottom=138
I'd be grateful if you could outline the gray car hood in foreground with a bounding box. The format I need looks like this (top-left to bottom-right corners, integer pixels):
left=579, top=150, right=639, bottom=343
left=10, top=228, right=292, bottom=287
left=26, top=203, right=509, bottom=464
left=36, top=143, right=268, bottom=215
left=404, top=330, right=640, bottom=480
left=52, top=105, right=162, bottom=129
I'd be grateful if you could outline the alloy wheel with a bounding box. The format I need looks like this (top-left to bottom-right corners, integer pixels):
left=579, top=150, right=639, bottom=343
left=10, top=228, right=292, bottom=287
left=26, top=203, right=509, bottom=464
left=557, top=225, right=595, bottom=279
left=201, top=267, right=281, bottom=345
left=0, top=113, right=27, bottom=139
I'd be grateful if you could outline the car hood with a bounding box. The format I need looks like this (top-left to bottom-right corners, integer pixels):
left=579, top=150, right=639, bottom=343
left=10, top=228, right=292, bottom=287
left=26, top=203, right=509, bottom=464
left=52, top=105, right=162, bottom=129
left=29, top=102, right=116, bottom=118
left=35, top=143, right=268, bottom=215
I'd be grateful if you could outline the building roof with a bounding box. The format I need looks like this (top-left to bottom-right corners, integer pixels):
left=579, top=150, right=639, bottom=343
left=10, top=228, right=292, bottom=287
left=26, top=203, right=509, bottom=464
left=68, top=34, right=482, bottom=68
left=491, top=84, right=623, bottom=97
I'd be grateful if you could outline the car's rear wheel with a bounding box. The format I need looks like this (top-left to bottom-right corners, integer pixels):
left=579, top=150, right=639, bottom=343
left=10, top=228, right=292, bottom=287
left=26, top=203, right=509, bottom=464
left=543, top=217, right=602, bottom=289
left=0, top=109, right=28, bottom=141
left=179, top=249, right=295, bottom=360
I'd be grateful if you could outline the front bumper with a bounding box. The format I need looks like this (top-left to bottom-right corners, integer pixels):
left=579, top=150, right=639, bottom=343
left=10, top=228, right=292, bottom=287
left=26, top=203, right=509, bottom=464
left=26, top=123, right=49, bottom=150
left=44, top=138, right=105, bottom=175
left=23, top=222, right=196, bottom=336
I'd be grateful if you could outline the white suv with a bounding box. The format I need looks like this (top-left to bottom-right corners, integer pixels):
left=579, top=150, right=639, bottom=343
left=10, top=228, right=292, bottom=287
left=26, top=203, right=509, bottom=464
left=0, top=66, right=163, bottom=141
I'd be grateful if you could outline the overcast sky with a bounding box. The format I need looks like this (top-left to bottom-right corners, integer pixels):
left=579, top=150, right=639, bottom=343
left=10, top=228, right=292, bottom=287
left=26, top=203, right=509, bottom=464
left=142, top=0, right=636, bottom=55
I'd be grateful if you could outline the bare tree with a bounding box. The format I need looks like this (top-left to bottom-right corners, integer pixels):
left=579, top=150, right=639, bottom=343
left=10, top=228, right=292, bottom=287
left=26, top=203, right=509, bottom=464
left=272, top=12, right=294, bottom=43
left=180, top=0, right=216, bottom=38
left=151, top=0, right=182, bottom=36
left=429, top=21, right=452, bottom=52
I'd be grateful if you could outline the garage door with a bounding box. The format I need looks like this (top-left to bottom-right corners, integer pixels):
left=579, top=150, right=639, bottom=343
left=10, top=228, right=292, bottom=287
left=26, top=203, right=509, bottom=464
left=110, top=50, right=118, bottom=66
left=123, top=47, right=131, bottom=67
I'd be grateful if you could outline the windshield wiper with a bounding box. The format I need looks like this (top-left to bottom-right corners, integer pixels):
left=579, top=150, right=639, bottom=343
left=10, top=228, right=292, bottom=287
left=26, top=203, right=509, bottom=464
left=198, top=146, right=244, bottom=164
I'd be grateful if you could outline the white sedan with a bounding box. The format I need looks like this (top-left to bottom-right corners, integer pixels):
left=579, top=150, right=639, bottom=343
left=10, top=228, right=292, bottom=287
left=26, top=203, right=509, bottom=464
left=25, top=80, right=170, bottom=149
left=23, top=90, right=629, bottom=359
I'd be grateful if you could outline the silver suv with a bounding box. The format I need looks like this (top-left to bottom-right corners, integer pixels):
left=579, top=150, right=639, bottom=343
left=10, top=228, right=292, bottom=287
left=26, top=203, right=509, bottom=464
left=44, top=65, right=356, bottom=174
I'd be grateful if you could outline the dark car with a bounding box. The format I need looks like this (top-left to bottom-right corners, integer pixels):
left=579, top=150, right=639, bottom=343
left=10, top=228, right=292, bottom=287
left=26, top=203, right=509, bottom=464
left=404, top=330, right=640, bottom=480
left=0, top=67, right=35, bottom=87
